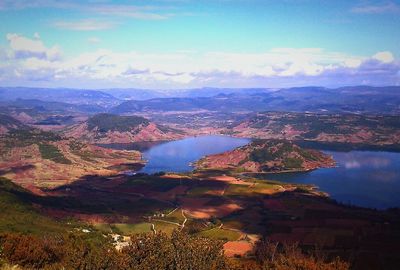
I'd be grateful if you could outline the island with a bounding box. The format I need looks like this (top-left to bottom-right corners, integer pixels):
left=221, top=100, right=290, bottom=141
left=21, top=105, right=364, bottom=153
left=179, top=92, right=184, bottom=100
left=195, top=140, right=335, bottom=173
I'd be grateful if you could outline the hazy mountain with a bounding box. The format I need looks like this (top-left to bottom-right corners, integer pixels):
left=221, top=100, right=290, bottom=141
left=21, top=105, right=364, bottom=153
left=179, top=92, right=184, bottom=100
left=0, top=87, right=120, bottom=107
left=113, top=86, right=400, bottom=114
left=1, top=86, right=400, bottom=114
left=1, top=99, right=105, bottom=114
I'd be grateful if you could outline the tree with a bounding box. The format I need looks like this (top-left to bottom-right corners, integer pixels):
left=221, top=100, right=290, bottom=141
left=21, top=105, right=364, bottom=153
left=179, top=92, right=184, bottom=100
left=121, top=230, right=226, bottom=270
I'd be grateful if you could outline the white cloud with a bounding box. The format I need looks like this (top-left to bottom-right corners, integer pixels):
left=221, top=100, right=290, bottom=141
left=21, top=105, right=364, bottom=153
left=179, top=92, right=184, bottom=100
left=351, top=2, right=400, bottom=14
left=53, top=19, right=117, bottom=31
left=372, top=51, right=394, bottom=63
left=87, top=37, right=101, bottom=44
left=1, top=33, right=399, bottom=88
left=1, top=1, right=174, bottom=20
left=89, top=5, right=172, bottom=20
left=6, top=33, right=62, bottom=61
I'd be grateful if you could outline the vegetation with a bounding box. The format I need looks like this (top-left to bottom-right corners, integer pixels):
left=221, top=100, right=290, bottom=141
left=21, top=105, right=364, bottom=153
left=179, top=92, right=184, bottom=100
left=254, top=240, right=349, bottom=270
left=2, top=129, right=62, bottom=148
left=196, top=139, right=330, bottom=173
left=0, top=177, right=73, bottom=235
left=0, top=231, right=227, bottom=270
left=0, top=231, right=351, bottom=270
left=197, top=228, right=241, bottom=241
left=0, top=114, right=28, bottom=130
left=283, top=157, right=303, bottom=169
left=241, top=112, right=400, bottom=145
left=87, top=113, right=149, bottom=132
left=250, top=140, right=296, bottom=163
left=38, top=144, right=71, bottom=164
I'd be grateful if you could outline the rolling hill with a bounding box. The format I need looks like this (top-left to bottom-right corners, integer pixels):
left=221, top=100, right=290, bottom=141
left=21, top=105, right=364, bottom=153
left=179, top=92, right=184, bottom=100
left=64, top=113, right=185, bottom=144
left=196, top=140, right=335, bottom=173
left=227, top=112, right=400, bottom=146
left=0, top=114, right=31, bottom=134
left=112, top=86, right=400, bottom=114
left=0, top=116, right=144, bottom=189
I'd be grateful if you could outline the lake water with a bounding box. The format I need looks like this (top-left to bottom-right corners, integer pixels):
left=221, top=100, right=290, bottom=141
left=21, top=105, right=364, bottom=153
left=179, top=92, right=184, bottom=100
left=139, top=135, right=250, bottom=174
left=266, top=150, right=400, bottom=209
left=122, top=135, right=400, bottom=209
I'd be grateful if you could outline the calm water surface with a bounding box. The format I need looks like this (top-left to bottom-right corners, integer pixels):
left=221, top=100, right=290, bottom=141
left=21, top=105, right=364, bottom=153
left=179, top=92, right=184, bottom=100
left=267, top=151, right=400, bottom=209
left=139, top=135, right=250, bottom=174
left=125, top=135, right=400, bottom=209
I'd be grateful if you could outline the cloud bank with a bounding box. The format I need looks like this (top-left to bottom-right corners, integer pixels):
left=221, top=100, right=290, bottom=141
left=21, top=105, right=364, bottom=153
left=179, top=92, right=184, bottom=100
left=0, top=33, right=399, bottom=88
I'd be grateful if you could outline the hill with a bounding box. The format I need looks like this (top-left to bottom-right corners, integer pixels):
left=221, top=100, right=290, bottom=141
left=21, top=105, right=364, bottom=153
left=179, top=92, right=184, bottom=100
left=0, top=87, right=119, bottom=107
left=0, top=177, right=76, bottom=234
left=111, top=86, right=400, bottom=114
left=65, top=113, right=185, bottom=144
left=0, top=122, right=143, bottom=190
left=2, top=86, right=400, bottom=115
left=0, top=114, right=30, bottom=134
left=196, top=140, right=335, bottom=173
left=227, top=112, right=400, bottom=146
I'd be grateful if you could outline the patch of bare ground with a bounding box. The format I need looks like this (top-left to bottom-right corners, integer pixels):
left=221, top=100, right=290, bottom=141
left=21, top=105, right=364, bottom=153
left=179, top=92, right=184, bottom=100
left=223, top=241, right=253, bottom=257
left=180, top=197, right=242, bottom=219
left=0, top=140, right=143, bottom=191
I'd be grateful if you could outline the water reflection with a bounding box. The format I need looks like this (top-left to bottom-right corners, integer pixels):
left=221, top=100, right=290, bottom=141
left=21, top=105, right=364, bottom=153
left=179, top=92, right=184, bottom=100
left=140, top=135, right=250, bottom=174
left=341, top=153, right=391, bottom=169
left=267, top=151, right=400, bottom=209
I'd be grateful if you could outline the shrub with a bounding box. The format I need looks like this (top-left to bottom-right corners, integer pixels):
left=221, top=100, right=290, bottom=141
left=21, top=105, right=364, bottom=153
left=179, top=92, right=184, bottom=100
left=122, top=231, right=226, bottom=270
left=38, top=144, right=72, bottom=164
left=87, top=114, right=149, bottom=132
left=0, top=234, right=60, bottom=269
left=254, top=240, right=350, bottom=270
left=283, top=157, right=303, bottom=169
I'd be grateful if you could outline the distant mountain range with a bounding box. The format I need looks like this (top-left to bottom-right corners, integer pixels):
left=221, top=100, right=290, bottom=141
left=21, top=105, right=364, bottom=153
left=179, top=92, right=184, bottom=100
left=1, top=86, right=400, bottom=114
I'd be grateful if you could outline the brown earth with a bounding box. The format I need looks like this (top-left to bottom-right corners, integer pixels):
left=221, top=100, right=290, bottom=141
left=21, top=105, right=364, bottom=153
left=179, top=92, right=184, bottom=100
left=223, top=241, right=253, bottom=257
left=0, top=140, right=143, bottom=190
left=64, top=122, right=185, bottom=144
left=196, top=141, right=335, bottom=173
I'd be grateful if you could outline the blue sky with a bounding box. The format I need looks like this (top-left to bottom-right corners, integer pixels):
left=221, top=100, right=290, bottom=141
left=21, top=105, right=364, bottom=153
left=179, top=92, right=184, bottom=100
left=0, top=0, right=399, bottom=89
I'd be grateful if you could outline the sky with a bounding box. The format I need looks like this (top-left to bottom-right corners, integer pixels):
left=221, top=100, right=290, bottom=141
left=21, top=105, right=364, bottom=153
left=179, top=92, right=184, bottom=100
left=0, top=0, right=399, bottom=89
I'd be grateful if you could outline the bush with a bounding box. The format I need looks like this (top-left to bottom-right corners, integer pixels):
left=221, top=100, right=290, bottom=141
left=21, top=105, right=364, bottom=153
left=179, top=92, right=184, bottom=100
left=38, top=144, right=72, bottom=164
left=283, top=157, right=303, bottom=169
left=254, top=240, right=350, bottom=270
left=122, top=231, right=226, bottom=270
left=0, top=234, right=60, bottom=269
left=0, top=232, right=350, bottom=270
left=0, top=231, right=227, bottom=270
left=88, top=114, right=149, bottom=132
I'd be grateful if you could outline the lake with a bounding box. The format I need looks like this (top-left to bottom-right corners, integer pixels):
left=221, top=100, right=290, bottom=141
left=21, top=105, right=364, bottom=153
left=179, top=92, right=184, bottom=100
left=115, top=135, right=400, bottom=209
left=139, top=135, right=250, bottom=174
left=265, top=150, right=400, bottom=209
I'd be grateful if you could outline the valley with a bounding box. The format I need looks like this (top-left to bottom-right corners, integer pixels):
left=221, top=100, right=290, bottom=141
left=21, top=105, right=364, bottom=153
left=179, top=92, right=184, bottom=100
left=1, top=86, right=400, bottom=269
left=2, top=2, right=400, bottom=268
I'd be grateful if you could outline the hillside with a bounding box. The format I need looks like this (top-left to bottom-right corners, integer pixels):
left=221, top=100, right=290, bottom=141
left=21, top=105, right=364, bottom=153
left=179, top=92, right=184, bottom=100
left=0, top=87, right=119, bottom=107
left=196, top=140, right=335, bottom=173
left=0, top=125, right=143, bottom=190
left=65, top=113, right=185, bottom=144
left=0, top=114, right=31, bottom=134
left=227, top=112, right=400, bottom=146
left=0, top=177, right=76, bottom=234
left=111, top=86, right=400, bottom=114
